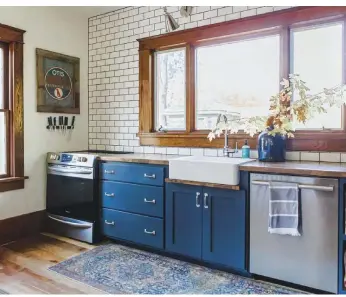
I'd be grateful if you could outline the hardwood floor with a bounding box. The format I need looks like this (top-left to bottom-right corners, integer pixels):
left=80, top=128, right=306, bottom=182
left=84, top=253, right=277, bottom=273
left=0, top=233, right=105, bottom=294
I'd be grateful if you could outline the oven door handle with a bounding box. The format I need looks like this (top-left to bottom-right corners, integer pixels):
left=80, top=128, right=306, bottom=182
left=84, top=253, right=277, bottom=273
left=48, top=215, right=92, bottom=228
left=49, top=168, right=92, bottom=175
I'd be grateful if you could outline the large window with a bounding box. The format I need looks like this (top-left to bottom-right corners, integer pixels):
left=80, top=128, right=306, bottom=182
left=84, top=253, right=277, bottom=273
left=138, top=7, right=346, bottom=151
left=291, top=21, right=343, bottom=130
left=0, top=24, right=25, bottom=192
left=195, top=34, right=280, bottom=130
left=0, top=43, right=8, bottom=176
left=155, top=48, right=186, bottom=130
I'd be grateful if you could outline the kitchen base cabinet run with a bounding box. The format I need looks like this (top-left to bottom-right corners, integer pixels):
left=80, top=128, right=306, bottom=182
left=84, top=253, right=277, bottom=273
left=165, top=183, right=246, bottom=272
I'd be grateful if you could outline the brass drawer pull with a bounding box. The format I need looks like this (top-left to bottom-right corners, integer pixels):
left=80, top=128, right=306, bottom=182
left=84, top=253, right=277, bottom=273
left=144, top=173, right=156, bottom=179
left=105, top=192, right=115, bottom=197
left=105, top=220, right=115, bottom=225
left=144, top=198, right=156, bottom=204
left=144, top=229, right=156, bottom=235
left=104, top=170, right=115, bottom=174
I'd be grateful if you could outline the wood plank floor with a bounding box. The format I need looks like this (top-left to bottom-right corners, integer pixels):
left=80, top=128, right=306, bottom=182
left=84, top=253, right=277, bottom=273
left=0, top=233, right=106, bottom=294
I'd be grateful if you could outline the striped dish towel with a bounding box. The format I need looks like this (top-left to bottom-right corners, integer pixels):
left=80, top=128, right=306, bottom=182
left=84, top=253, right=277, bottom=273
left=268, top=181, right=301, bottom=236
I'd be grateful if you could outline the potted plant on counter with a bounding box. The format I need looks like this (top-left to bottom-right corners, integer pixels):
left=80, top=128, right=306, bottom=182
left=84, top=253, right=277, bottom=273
left=208, top=74, right=346, bottom=162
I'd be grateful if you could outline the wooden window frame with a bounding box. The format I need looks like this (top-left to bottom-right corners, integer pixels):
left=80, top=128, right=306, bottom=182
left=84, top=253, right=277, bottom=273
left=138, top=6, right=346, bottom=152
left=0, top=23, right=27, bottom=193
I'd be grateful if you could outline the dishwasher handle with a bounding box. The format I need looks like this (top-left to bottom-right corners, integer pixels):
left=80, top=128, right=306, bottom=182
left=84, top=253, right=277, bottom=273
left=252, top=180, right=334, bottom=192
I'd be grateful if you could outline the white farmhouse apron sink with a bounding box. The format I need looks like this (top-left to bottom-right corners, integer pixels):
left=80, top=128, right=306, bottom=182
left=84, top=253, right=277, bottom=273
left=169, top=156, right=254, bottom=185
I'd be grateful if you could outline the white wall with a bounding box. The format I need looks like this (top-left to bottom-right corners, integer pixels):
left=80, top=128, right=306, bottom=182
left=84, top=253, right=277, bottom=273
left=0, top=7, right=88, bottom=220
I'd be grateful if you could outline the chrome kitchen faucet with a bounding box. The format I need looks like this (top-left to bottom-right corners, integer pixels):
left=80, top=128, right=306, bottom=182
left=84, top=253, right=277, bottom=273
left=223, top=129, right=238, bottom=157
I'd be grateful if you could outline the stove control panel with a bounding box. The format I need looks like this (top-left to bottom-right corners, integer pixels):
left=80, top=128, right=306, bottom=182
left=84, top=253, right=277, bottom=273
left=61, top=154, right=73, bottom=163
left=47, top=152, right=95, bottom=167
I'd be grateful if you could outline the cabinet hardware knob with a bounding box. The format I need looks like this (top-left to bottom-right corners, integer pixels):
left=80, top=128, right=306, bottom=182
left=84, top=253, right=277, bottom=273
left=105, top=170, right=115, bottom=174
left=196, top=192, right=201, bottom=208
left=105, top=192, right=115, bottom=197
left=144, top=173, right=156, bottom=179
left=204, top=193, right=209, bottom=209
left=144, top=198, right=156, bottom=204
left=105, top=220, right=115, bottom=225
left=144, top=229, right=156, bottom=235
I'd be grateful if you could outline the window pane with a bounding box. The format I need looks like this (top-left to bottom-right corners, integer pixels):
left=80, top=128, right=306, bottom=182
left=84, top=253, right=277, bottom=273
left=292, top=22, right=343, bottom=129
left=0, top=112, right=6, bottom=175
left=155, top=48, right=186, bottom=130
left=196, top=34, right=280, bottom=130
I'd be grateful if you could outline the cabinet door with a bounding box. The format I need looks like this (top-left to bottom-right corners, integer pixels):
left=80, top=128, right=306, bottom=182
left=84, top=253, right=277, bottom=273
left=165, top=183, right=203, bottom=259
left=202, top=187, right=246, bottom=270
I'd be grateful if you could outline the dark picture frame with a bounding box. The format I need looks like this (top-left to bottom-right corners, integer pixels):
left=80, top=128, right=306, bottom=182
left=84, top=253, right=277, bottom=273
left=36, top=48, right=80, bottom=114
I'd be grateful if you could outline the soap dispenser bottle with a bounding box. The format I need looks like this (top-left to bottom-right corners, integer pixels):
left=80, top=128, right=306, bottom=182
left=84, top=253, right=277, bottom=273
left=242, top=140, right=250, bottom=158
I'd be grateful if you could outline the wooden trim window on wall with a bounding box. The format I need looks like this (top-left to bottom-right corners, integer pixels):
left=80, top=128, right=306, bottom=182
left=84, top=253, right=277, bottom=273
left=0, top=23, right=27, bottom=193
left=138, top=6, right=346, bottom=152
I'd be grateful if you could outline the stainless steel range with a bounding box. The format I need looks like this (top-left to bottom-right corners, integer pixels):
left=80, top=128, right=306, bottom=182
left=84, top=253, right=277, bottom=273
left=46, top=152, right=100, bottom=243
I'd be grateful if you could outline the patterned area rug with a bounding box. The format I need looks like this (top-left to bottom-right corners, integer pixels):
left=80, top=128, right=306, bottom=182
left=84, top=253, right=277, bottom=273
left=49, top=243, right=304, bottom=294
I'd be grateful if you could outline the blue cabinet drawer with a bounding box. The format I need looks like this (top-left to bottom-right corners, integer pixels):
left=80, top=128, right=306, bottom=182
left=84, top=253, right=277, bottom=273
left=100, top=162, right=164, bottom=186
left=101, top=181, right=164, bottom=218
left=101, top=208, right=163, bottom=249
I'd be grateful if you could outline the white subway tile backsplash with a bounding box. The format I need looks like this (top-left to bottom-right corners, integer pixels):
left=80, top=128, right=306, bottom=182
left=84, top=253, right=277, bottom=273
left=225, top=12, right=241, bottom=21
left=204, top=149, right=218, bottom=157
left=240, top=9, right=257, bottom=18
left=166, top=147, right=179, bottom=155
left=320, top=152, right=341, bottom=163
left=233, top=6, right=248, bottom=13
left=285, top=151, right=300, bottom=161
left=178, top=148, right=191, bottom=156
left=250, top=150, right=258, bottom=159
left=190, top=148, right=204, bottom=156
left=341, top=153, right=346, bottom=163
left=300, top=152, right=319, bottom=162
left=144, top=146, right=155, bottom=154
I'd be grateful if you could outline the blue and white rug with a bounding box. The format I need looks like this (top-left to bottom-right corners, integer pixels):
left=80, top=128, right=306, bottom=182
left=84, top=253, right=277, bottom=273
left=49, top=243, right=304, bottom=294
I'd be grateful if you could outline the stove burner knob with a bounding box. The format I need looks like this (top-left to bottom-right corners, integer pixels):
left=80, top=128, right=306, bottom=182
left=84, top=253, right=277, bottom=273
left=81, top=157, right=88, bottom=162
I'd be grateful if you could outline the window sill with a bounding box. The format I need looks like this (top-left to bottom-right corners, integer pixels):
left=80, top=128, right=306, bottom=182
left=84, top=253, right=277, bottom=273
left=138, top=131, right=346, bottom=152
left=138, top=132, right=256, bottom=149
left=0, top=176, right=28, bottom=193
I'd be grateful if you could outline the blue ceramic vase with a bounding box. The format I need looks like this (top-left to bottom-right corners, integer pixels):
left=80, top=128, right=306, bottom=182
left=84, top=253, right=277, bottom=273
left=257, top=129, right=286, bottom=162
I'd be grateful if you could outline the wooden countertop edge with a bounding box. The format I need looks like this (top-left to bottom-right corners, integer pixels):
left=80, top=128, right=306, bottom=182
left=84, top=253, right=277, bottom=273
left=239, top=165, right=346, bottom=178
left=98, top=156, right=169, bottom=165
left=165, top=178, right=240, bottom=190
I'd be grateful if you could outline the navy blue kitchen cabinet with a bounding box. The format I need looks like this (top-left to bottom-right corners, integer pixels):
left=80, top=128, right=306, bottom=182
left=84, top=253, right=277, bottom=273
left=202, top=187, right=246, bottom=270
left=165, top=183, right=203, bottom=259
left=100, top=162, right=167, bottom=250
left=165, top=182, right=246, bottom=271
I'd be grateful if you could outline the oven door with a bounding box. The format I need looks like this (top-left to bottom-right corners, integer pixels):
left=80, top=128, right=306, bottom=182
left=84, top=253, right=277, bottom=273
left=46, top=164, right=97, bottom=222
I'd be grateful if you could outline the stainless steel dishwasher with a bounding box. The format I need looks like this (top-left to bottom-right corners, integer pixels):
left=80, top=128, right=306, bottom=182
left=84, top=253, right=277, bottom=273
left=250, top=173, right=338, bottom=293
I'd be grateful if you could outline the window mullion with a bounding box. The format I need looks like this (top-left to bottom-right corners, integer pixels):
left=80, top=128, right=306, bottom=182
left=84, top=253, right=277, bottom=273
left=280, top=26, right=290, bottom=87
left=186, top=44, right=195, bottom=133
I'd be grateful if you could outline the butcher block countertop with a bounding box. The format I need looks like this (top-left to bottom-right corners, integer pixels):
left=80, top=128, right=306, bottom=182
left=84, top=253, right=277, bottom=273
left=240, top=160, right=346, bottom=178
left=98, top=153, right=346, bottom=178
left=98, top=153, right=179, bottom=165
